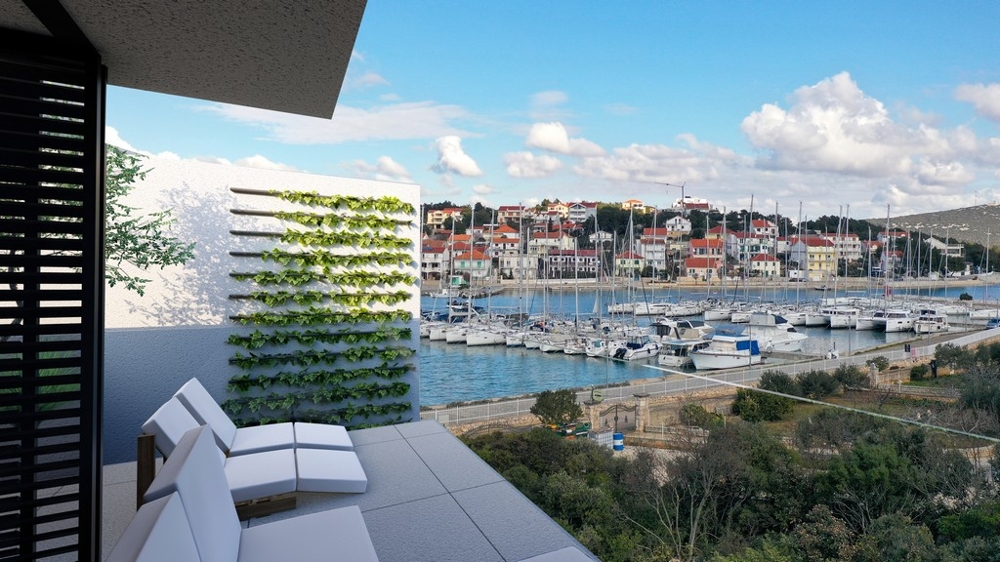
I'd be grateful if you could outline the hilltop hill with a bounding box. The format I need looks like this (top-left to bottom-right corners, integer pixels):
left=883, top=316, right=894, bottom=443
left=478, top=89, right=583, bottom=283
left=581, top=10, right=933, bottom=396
left=865, top=204, right=1000, bottom=248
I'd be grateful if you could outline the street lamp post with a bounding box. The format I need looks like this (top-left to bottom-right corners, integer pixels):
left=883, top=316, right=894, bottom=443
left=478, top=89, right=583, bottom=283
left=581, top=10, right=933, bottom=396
left=656, top=181, right=687, bottom=217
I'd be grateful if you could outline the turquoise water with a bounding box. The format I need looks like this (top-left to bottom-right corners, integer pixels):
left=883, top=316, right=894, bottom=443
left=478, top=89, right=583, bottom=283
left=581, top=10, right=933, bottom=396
left=418, top=284, right=998, bottom=405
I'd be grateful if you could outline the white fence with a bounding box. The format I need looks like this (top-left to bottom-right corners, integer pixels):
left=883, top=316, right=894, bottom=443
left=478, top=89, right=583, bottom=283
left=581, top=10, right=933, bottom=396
left=420, top=328, right=1000, bottom=427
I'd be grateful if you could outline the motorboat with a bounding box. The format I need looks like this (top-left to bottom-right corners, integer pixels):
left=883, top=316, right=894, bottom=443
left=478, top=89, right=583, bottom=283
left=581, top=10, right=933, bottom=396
left=657, top=339, right=711, bottom=368
left=741, top=312, right=807, bottom=352
left=822, top=306, right=861, bottom=329
left=689, top=334, right=762, bottom=370
left=610, top=336, right=661, bottom=361
left=648, top=317, right=715, bottom=343
left=913, top=310, right=950, bottom=334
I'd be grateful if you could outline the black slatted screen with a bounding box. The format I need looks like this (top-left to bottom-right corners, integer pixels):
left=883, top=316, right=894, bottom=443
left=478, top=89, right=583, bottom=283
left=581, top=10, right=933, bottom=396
left=0, top=30, right=104, bottom=561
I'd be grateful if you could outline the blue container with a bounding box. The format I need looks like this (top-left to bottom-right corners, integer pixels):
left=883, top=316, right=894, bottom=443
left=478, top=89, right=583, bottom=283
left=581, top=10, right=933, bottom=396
left=612, top=433, right=624, bottom=451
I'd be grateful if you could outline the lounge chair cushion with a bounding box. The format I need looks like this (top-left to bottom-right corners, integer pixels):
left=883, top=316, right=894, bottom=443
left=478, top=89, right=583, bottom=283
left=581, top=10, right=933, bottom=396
left=295, top=449, right=368, bottom=494
left=143, top=426, right=242, bottom=562
left=140, top=397, right=200, bottom=458
left=105, top=493, right=200, bottom=562
left=237, top=505, right=378, bottom=562
left=293, top=422, right=354, bottom=451
left=224, top=449, right=298, bottom=503
left=175, top=378, right=295, bottom=456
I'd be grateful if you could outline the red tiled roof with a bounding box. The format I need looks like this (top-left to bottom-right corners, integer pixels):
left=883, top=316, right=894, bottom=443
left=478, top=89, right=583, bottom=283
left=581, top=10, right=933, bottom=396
left=690, top=238, right=724, bottom=248
left=685, top=257, right=720, bottom=268
left=455, top=251, right=489, bottom=261
left=750, top=254, right=778, bottom=262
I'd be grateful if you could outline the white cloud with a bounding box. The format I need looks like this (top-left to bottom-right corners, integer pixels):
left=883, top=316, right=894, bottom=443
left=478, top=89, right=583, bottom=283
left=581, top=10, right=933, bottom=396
left=741, top=72, right=952, bottom=177
left=431, top=136, right=483, bottom=177
left=503, top=151, right=563, bottom=178
left=105, top=126, right=138, bottom=152
left=955, top=83, right=1000, bottom=122
left=233, top=154, right=298, bottom=171
left=605, top=103, right=639, bottom=116
left=530, top=90, right=570, bottom=120
left=472, top=184, right=496, bottom=195
left=349, top=71, right=390, bottom=89
left=525, top=122, right=605, bottom=157
left=350, top=156, right=412, bottom=182
left=200, top=101, right=474, bottom=144
left=572, top=140, right=730, bottom=184
left=916, top=159, right=974, bottom=186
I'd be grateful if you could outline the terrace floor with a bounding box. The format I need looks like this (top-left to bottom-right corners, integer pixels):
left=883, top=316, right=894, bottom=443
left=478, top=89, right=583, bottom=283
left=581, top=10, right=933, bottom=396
left=101, top=420, right=599, bottom=562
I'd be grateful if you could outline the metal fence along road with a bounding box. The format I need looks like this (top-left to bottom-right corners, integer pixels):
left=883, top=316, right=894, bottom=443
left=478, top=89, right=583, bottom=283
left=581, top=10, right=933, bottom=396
left=420, top=328, right=1000, bottom=427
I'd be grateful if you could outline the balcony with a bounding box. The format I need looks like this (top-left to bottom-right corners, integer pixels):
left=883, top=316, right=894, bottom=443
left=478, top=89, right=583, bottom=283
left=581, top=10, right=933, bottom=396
left=101, top=420, right=597, bottom=562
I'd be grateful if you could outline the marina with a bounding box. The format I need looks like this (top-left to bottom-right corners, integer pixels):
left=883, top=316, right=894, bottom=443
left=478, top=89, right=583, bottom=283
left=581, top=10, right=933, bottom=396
left=418, top=284, right=1000, bottom=405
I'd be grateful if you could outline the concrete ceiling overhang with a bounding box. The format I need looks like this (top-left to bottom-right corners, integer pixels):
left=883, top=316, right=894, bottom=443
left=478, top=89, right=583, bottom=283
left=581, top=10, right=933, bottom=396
left=0, top=0, right=368, bottom=118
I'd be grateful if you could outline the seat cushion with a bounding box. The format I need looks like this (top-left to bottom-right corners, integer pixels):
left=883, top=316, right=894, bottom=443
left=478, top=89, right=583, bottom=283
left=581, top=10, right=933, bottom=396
left=105, top=493, right=200, bottom=562
left=143, top=426, right=242, bottom=562
left=237, top=506, right=378, bottom=562
left=228, top=423, right=295, bottom=456
left=223, top=449, right=297, bottom=503
left=174, top=378, right=240, bottom=452
left=141, top=397, right=201, bottom=458
left=295, top=449, right=367, bottom=494
left=293, top=422, right=353, bottom=451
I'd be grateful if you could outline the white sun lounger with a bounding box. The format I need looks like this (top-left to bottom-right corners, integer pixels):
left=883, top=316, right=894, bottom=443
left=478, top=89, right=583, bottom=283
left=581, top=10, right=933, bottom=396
left=141, top=398, right=367, bottom=505
left=173, top=377, right=353, bottom=455
left=107, top=425, right=378, bottom=562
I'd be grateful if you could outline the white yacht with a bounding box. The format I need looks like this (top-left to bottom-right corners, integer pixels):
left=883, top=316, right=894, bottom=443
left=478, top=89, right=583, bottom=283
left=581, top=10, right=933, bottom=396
left=689, top=335, right=762, bottom=370
left=610, top=336, right=661, bottom=361
left=741, top=312, right=808, bottom=352
left=870, top=308, right=916, bottom=333
left=657, top=339, right=711, bottom=368
left=913, top=310, right=950, bottom=334
left=822, top=306, right=861, bottom=329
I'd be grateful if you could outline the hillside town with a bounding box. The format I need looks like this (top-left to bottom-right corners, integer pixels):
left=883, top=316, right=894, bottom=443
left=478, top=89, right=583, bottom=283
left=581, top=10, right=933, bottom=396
left=421, top=196, right=982, bottom=288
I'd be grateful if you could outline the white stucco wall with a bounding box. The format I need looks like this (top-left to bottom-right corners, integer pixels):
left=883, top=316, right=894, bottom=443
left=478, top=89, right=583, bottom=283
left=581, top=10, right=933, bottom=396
left=103, top=157, right=421, bottom=462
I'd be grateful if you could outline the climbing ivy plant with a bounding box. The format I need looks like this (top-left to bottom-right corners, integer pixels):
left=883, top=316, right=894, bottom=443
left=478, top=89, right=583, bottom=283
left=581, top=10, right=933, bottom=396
left=224, top=187, right=417, bottom=428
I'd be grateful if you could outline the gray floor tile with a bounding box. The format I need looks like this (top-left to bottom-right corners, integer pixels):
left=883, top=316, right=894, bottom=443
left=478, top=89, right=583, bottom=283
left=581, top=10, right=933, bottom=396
left=363, top=494, right=503, bottom=562
left=407, top=432, right=505, bottom=492
left=395, top=419, right=447, bottom=438
left=348, top=424, right=403, bottom=446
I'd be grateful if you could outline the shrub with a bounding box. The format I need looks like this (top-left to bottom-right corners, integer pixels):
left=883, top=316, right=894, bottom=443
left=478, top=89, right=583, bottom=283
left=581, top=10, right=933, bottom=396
left=870, top=356, right=890, bottom=372
left=758, top=370, right=801, bottom=396
left=530, top=389, right=583, bottom=426
left=834, top=364, right=870, bottom=388
left=732, top=389, right=795, bottom=422
left=910, top=364, right=929, bottom=381
left=679, top=403, right=724, bottom=428
left=796, top=370, right=840, bottom=399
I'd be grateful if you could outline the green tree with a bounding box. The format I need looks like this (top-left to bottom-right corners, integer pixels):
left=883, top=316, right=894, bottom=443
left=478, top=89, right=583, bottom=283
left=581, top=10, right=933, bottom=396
left=796, top=370, right=840, bottom=399
left=530, top=389, right=583, bottom=426
left=105, top=146, right=195, bottom=295
left=758, top=370, right=801, bottom=396
left=679, top=403, right=724, bottom=428
left=732, top=389, right=794, bottom=422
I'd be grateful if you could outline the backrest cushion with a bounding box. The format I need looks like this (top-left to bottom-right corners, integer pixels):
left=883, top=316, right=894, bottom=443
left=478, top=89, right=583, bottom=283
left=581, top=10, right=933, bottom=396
left=141, top=397, right=200, bottom=458
left=105, top=493, right=200, bottom=562
left=174, top=378, right=238, bottom=451
left=143, top=426, right=241, bottom=562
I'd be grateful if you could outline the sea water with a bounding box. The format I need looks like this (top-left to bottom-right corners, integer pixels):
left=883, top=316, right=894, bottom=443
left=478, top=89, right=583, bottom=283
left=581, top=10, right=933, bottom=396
left=418, top=283, right=999, bottom=405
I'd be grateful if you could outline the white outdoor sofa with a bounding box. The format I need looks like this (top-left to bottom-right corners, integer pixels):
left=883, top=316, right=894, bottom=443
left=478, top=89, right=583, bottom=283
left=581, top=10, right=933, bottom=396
left=141, top=396, right=367, bottom=505
left=106, top=425, right=379, bottom=562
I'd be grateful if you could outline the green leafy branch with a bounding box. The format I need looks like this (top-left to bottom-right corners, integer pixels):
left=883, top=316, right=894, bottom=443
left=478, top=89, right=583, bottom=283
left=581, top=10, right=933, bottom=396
left=231, top=270, right=416, bottom=287
left=279, top=230, right=412, bottom=249
left=229, top=346, right=415, bottom=369
left=230, top=307, right=411, bottom=326
left=273, top=211, right=411, bottom=231
left=228, top=363, right=413, bottom=392
left=229, top=402, right=411, bottom=427
left=227, top=327, right=411, bottom=350
left=222, top=383, right=411, bottom=416
left=257, top=249, right=411, bottom=268
left=271, top=190, right=415, bottom=214
left=234, top=289, right=410, bottom=308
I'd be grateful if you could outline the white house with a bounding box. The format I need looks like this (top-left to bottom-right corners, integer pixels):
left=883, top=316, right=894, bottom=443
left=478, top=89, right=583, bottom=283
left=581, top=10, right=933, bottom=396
left=567, top=201, right=598, bottom=223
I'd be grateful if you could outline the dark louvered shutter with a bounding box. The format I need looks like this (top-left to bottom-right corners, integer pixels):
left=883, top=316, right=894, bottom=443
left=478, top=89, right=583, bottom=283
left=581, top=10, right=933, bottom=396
left=0, top=30, right=105, bottom=561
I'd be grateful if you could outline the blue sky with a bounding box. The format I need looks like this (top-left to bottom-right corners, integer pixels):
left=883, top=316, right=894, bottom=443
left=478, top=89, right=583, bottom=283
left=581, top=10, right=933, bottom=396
left=107, top=1, right=1000, bottom=220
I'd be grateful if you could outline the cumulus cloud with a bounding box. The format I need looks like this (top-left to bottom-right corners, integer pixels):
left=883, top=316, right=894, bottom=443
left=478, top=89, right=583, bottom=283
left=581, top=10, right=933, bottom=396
left=525, top=122, right=605, bottom=157
left=105, top=126, right=138, bottom=152
left=200, top=101, right=474, bottom=144
left=955, top=83, right=1000, bottom=122
left=573, top=138, right=737, bottom=184
left=472, top=184, right=496, bottom=195
left=741, top=72, right=951, bottom=178
left=350, top=156, right=412, bottom=182
left=432, top=136, right=483, bottom=177
left=503, top=151, right=563, bottom=178
left=915, top=159, right=974, bottom=186
left=233, top=154, right=298, bottom=171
